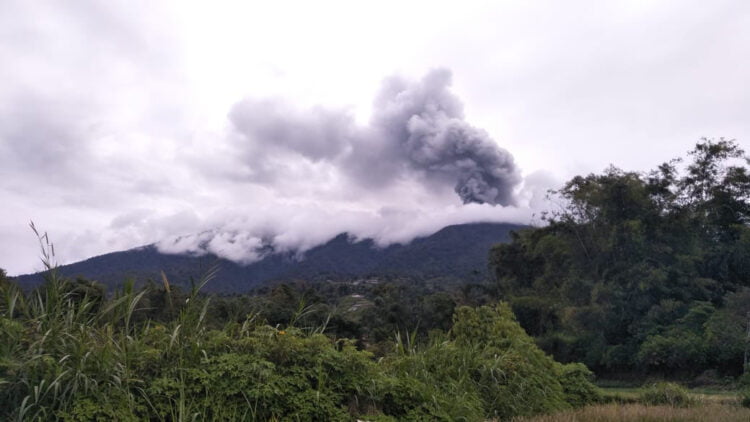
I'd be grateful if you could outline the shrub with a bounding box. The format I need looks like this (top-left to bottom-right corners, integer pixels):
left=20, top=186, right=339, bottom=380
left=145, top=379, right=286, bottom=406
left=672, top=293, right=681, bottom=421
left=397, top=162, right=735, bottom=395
left=146, top=331, right=378, bottom=421
left=559, top=362, right=602, bottom=407
left=741, top=389, right=750, bottom=408
left=373, top=303, right=601, bottom=420
left=639, top=382, right=694, bottom=407
left=449, top=303, right=598, bottom=418
left=738, top=372, right=750, bottom=388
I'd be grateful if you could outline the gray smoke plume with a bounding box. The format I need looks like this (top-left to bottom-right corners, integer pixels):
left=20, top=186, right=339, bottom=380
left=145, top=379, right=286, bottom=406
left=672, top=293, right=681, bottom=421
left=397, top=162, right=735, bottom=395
left=229, top=68, right=521, bottom=205
left=368, top=69, right=520, bottom=204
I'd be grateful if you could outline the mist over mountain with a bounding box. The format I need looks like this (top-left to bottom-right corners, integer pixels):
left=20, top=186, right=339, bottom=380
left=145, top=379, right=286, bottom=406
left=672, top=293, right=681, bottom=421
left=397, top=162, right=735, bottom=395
left=14, top=222, right=525, bottom=294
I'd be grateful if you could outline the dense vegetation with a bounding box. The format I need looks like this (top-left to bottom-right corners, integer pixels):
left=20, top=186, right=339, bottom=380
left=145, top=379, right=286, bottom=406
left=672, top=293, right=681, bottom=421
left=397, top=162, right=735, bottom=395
left=491, top=139, right=750, bottom=379
left=0, top=241, right=597, bottom=421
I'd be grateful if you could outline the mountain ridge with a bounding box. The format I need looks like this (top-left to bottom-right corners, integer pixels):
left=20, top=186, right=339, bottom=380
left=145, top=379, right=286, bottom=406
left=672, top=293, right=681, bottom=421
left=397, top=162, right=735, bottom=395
left=14, top=222, right=526, bottom=293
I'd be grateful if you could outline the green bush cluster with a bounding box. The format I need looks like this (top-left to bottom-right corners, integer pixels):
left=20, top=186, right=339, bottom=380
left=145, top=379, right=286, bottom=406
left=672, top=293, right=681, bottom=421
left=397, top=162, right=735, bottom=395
left=0, top=261, right=599, bottom=421
left=740, top=389, right=750, bottom=408
left=372, top=304, right=602, bottom=420
left=639, top=382, right=694, bottom=407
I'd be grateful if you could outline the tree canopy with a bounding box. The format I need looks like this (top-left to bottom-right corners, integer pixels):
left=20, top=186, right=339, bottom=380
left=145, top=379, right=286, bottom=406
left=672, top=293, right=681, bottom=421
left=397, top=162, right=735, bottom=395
left=491, top=138, right=750, bottom=376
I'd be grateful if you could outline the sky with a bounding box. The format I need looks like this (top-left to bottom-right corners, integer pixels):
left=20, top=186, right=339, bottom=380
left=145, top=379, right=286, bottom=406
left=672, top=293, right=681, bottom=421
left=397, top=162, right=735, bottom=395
left=1, top=0, right=749, bottom=275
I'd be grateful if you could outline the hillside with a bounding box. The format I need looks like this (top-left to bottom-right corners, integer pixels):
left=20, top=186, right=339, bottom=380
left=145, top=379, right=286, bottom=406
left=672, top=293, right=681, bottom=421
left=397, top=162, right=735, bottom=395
left=14, top=222, right=525, bottom=293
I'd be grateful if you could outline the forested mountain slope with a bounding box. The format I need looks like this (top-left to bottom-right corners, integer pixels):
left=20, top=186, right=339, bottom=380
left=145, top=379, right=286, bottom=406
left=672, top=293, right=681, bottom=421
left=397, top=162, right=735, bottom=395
left=15, top=222, right=524, bottom=293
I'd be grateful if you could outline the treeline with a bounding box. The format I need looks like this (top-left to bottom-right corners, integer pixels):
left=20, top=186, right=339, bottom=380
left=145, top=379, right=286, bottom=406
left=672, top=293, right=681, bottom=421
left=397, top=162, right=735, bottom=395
left=0, top=262, right=597, bottom=420
left=491, top=139, right=750, bottom=379
left=72, top=274, right=490, bottom=354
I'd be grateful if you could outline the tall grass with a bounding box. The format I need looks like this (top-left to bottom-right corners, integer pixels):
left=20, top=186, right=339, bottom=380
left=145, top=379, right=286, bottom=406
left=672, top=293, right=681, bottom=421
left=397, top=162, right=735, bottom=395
left=0, top=225, right=219, bottom=420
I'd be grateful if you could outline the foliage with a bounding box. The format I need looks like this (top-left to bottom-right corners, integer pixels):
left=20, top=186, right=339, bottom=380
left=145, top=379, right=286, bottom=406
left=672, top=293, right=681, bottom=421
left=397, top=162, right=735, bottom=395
left=376, top=303, right=600, bottom=420
left=490, top=139, right=750, bottom=377
left=0, top=230, right=597, bottom=421
left=450, top=304, right=571, bottom=417
left=740, top=389, right=750, bottom=408
left=639, top=382, right=694, bottom=407
left=560, top=363, right=603, bottom=407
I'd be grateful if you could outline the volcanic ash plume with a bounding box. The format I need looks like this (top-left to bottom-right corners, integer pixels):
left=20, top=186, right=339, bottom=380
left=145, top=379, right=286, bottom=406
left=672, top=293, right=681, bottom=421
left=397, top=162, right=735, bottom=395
left=369, top=69, right=521, bottom=205
left=229, top=68, right=521, bottom=205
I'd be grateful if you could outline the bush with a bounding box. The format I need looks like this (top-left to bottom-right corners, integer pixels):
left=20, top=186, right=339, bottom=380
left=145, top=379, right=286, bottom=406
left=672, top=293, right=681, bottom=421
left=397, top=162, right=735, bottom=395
left=378, top=341, right=486, bottom=421
left=637, top=333, right=708, bottom=371
left=639, top=382, right=694, bottom=407
left=449, top=303, right=599, bottom=418
left=738, top=372, right=750, bottom=388
left=741, top=389, right=750, bottom=408
left=145, top=331, right=378, bottom=421
left=560, top=362, right=602, bottom=407
left=373, top=303, right=601, bottom=420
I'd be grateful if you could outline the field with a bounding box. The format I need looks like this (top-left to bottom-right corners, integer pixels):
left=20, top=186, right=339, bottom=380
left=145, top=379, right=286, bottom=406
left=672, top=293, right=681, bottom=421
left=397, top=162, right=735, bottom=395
left=512, top=388, right=749, bottom=422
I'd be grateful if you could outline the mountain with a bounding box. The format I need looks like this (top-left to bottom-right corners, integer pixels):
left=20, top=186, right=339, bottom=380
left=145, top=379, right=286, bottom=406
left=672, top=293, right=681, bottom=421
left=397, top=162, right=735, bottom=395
left=13, top=222, right=526, bottom=294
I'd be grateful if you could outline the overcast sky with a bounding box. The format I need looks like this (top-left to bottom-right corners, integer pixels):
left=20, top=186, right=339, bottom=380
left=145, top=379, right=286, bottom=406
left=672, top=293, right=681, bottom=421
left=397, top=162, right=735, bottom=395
left=2, top=0, right=749, bottom=275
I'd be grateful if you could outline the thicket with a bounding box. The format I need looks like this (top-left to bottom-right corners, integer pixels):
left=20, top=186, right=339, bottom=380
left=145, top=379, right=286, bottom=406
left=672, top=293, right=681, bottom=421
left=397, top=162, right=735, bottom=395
left=639, top=382, right=694, bottom=407
left=0, top=236, right=597, bottom=421
left=491, top=138, right=750, bottom=378
left=198, top=277, right=494, bottom=354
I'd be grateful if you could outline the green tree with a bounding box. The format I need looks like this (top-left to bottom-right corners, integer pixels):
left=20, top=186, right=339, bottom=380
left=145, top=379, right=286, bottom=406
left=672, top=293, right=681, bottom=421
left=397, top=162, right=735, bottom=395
left=490, top=139, right=750, bottom=376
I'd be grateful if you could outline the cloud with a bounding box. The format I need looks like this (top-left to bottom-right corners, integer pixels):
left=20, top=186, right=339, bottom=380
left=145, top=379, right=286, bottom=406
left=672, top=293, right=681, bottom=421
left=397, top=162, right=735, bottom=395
left=229, top=99, right=355, bottom=161
left=0, top=0, right=193, bottom=274
left=0, top=95, right=93, bottom=186
left=155, top=201, right=535, bottom=265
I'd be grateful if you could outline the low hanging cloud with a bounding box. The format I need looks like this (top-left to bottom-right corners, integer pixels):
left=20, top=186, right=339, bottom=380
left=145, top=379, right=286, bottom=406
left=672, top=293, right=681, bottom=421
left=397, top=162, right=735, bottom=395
left=155, top=201, right=537, bottom=267
left=229, top=68, right=521, bottom=205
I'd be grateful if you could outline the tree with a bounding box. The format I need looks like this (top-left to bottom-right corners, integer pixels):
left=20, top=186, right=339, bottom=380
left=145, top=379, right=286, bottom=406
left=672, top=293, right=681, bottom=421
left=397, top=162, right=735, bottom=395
left=490, top=139, right=750, bottom=375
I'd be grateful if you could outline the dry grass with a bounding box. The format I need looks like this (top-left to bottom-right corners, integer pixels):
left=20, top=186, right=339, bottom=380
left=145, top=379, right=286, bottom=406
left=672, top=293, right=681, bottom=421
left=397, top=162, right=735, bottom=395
left=600, top=387, right=738, bottom=405
left=511, top=402, right=750, bottom=422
